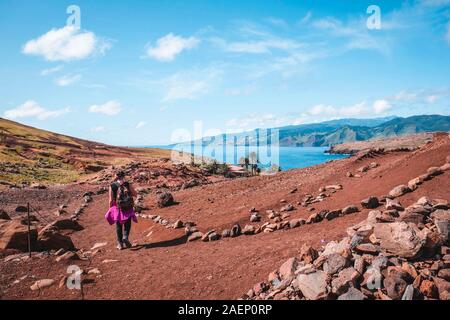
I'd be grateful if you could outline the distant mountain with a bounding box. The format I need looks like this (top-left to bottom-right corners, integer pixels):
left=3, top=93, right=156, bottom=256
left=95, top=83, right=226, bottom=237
left=187, top=115, right=450, bottom=147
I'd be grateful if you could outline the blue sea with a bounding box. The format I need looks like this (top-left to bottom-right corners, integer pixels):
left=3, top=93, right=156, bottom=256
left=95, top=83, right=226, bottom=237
left=154, top=145, right=348, bottom=171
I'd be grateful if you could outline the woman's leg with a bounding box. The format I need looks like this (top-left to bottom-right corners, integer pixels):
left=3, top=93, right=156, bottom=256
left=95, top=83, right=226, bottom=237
left=116, top=222, right=123, bottom=244
left=123, top=219, right=132, bottom=241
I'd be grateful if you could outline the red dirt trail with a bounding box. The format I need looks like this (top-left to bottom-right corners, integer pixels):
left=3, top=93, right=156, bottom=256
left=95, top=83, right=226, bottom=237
left=1, top=134, right=449, bottom=300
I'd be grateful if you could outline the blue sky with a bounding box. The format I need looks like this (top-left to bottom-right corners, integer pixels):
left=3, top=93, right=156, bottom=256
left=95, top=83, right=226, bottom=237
left=0, top=0, right=449, bottom=145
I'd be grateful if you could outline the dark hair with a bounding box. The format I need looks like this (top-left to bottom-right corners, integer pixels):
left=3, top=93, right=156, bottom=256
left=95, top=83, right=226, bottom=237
left=115, top=170, right=125, bottom=179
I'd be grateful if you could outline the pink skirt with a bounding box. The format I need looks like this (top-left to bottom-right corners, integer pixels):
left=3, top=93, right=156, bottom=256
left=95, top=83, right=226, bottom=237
left=105, top=205, right=138, bottom=225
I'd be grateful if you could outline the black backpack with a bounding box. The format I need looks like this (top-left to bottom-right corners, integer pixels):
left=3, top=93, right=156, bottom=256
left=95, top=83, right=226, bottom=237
left=112, top=182, right=134, bottom=212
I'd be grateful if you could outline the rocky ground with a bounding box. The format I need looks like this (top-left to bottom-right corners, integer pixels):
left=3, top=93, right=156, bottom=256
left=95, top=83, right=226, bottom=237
left=0, top=133, right=449, bottom=300
left=328, top=133, right=434, bottom=155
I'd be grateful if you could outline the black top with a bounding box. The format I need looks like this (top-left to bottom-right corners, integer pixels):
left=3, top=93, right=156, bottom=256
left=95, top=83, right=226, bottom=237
left=111, top=181, right=130, bottom=200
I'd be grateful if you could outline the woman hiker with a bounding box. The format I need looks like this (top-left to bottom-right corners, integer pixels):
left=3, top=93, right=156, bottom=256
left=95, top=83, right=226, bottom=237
left=105, top=170, right=138, bottom=250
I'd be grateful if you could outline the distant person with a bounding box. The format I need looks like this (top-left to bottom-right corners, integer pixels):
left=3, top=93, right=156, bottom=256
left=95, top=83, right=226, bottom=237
left=105, top=170, right=138, bottom=250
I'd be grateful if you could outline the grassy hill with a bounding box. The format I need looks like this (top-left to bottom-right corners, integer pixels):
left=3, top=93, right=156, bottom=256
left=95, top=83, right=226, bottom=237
left=0, top=118, right=170, bottom=185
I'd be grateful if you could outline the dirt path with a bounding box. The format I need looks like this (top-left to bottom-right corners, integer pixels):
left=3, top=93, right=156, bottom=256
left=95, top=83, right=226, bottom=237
left=1, top=134, right=449, bottom=300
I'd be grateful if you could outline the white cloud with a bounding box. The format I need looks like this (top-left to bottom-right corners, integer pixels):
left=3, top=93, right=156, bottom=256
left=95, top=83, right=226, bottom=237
left=373, top=99, right=392, bottom=114
left=393, top=90, right=418, bottom=102
left=426, top=95, right=438, bottom=103
left=91, top=126, right=105, bottom=133
left=146, top=33, right=200, bottom=62
left=312, top=16, right=390, bottom=55
left=211, top=36, right=301, bottom=54
left=136, top=121, right=147, bottom=129
left=22, top=26, right=111, bottom=62
left=40, top=65, right=63, bottom=76
left=161, top=67, right=222, bottom=102
left=226, top=113, right=293, bottom=131
left=266, top=17, right=289, bottom=29
left=3, top=100, right=70, bottom=120
left=308, top=102, right=369, bottom=117
left=309, top=104, right=337, bottom=116
left=55, top=74, right=81, bottom=86
left=89, top=100, right=122, bottom=116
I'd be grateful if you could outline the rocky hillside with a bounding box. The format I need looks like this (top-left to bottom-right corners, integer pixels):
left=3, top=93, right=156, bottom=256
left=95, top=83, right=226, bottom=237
left=329, top=133, right=434, bottom=155
left=0, top=118, right=171, bottom=185
left=189, top=115, right=450, bottom=148
left=0, top=133, right=448, bottom=300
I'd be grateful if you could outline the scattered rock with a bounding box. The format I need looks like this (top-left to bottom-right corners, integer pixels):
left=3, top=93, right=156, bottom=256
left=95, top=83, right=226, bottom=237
left=420, top=279, right=438, bottom=298
left=15, top=206, right=28, bottom=213
left=37, top=224, right=75, bottom=251
left=331, top=267, right=360, bottom=295
left=388, top=185, right=411, bottom=199
left=279, top=257, right=299, bottom=279
left=173, top=220, right=184, bottom=229
left=30, top=279, right=54, bottom=291
left=361, top=196, right=379, bottom=209
left=55, top=251, right=79, bottom=262
left=386, top=199, right=404, bottom=211
left=431, top=209, right=450, bottom=243
left=230, top=224, right=241, bottom=237
left=374, top=222, right=426, bottom=259
left=0, top=210, right=11, bottom=220
left=250, top=213, right=261, bottom=222
left=337, top=287, right=366, bottom=300
left=300, top=244, right=318, bottom=264
left=242, top=225, right=255, bottom=235
left=91, top=242, right=107, bottom=251
left=427, top=166, right=443, bottom=177
left=342, top=205, right=359, bottom=215
left=325, top=209, right=341, bottom=221
left=289, top=219, right=301, bottom=228
left=280, top=203, right=294, bottom=212
left=157, top=192, right=175, bottom=208
left=188, top=232, right=203, bottom=242
left=323, top=253, right=349, bottom=275
left=0, top=220, right=37, bottom=251
left=296, top=270, right=328, bottom=300
left=384, top=267, right=412, bottom=300
left=222, top=229, right=231, bottom=238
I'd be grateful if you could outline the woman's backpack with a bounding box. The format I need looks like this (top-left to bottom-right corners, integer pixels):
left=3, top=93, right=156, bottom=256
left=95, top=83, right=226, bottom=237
left=112, top=181, right=134, bottom=212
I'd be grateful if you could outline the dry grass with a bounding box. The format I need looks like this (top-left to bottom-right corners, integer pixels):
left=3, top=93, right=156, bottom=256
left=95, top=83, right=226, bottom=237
left=0, top=118, right=171, bottom=184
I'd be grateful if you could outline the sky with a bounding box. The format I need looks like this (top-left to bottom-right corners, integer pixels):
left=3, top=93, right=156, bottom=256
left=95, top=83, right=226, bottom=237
left=0, top=0, right=449, bottom=146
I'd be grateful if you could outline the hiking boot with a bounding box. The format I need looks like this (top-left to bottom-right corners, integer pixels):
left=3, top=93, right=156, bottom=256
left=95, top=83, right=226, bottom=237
left=123, top=238, right=132, bottom=248
left=116, top=242, right=124, bottom=250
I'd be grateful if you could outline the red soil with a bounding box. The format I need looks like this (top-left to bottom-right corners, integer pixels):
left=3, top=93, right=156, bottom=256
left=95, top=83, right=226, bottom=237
left=1, top=134, right=449, bottom=300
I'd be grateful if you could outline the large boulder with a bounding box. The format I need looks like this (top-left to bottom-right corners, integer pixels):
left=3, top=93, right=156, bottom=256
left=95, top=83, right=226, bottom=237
left=157, top=192, right=175, bottom=208
left=37, top=224, right=75, bottom=251
left=51, top=219, right=83, bottom=231
left=296, top=270, right=329, bottom=300
left=0, top=220, right=37, bottom=251
left=0, top=210, right=11, bottom=220
left=374, top=222, right=426, bottom=259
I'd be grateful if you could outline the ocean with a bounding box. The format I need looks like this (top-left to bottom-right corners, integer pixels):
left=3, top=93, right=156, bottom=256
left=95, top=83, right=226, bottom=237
left=154, top=145, right=348, bottom=171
